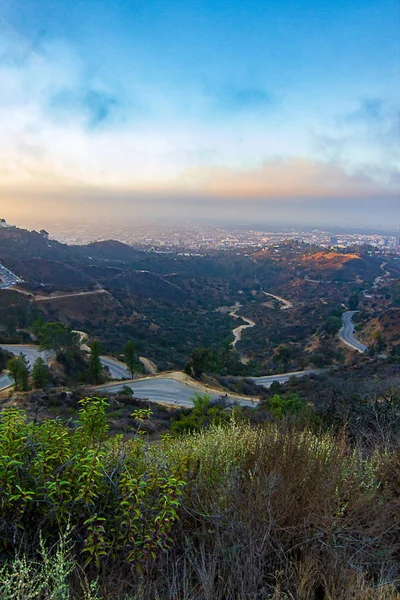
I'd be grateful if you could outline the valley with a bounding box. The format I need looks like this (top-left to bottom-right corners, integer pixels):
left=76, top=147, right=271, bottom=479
left=0, top=224, right=399, bottom=404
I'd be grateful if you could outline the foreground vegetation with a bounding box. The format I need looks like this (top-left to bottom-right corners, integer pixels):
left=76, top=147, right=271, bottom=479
left=1, top=397, right=400, bottom=599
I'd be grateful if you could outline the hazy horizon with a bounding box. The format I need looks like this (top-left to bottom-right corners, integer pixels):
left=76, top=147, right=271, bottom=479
left=1, top=0, right=399, bottom=228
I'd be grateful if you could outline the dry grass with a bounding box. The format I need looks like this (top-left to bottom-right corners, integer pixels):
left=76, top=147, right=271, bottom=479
left=2, top=419, right=400, bottom=599
left=92, top=424, right=400, bottom=599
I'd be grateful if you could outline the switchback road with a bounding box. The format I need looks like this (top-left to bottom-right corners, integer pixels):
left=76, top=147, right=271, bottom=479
left=0, top=346, right=330, bottom=404
left=100, top=356, right=130, bottom=379
left=96, top=374, right=259, bottom=408
left=339, top=311, right=367, bottom=353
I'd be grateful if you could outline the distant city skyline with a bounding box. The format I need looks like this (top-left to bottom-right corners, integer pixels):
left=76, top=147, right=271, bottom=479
left=0, top=0, right=399, bottom=227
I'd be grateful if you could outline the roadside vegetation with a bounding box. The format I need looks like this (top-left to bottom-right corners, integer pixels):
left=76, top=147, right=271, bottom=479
left=1, top=390, right=400, bottom=599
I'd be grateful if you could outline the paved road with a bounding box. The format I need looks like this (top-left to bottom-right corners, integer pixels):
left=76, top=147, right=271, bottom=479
left=0, top=344, right=55, bottom=367
left=0, top=345, right=55, bottom=391
left=251, top=368, right=327, bottom=388
left=0, top=343, right=131, bottom=382
left=0, top=344, right=328, bottom=403
left=96, top=377, right=258, bottom=408
left=0, top=373, right=13, bottom=391
left=0, top=263, right=21, bottom=289
left=339, top=311, right=367, bottom=353
left=100, top=356, right=130, bottom=379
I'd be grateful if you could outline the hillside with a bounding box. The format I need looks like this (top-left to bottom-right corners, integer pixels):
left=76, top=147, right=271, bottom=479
left=0, top=227, right=397, bottom=371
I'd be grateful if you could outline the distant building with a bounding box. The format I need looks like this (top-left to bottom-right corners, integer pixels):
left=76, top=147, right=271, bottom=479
left=39, top=229, right=49, bottom=238
left=0, top=218, right=8, bottom=227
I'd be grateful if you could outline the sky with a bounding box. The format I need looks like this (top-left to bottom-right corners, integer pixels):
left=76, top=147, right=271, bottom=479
left=0, top=0, right=399, bottom=230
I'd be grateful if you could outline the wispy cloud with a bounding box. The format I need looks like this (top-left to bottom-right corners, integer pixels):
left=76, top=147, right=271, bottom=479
left=0, top=15, right=398, bottom=229
left=181, top=158, right=399, bottom=199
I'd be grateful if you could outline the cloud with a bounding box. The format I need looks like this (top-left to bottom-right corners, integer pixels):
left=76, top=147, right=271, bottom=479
left=311, top=98, right=400, bottom=170
left=180, top=158, right=399, bottom=199
left=0, top=23, right=398, bottom=232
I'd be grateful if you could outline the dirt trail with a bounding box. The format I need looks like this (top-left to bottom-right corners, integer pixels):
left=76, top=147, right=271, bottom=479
left=263, top=291, right=293, bottom=309
left=139, top=356, right=158, bottom=374
left=11, top=287, right=108, bottom=301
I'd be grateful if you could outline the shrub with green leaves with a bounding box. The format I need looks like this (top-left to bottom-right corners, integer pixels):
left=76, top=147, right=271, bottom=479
left=170, top=393, right=237, bottom=433
left=1, top=400, right=399, bottom=599
left=0, top=398, right=185, bottom=569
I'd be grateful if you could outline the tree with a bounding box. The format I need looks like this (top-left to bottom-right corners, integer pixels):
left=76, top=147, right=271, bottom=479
left=372, top=331, right=385, bottom=354
left=32, top=357, right=49, bottom=389
left=7, top=354, right=30, bottom=391
left=170, top=393, right=235, bottom=433
left=185, top=348, right=215, bottom=378
left=349, top=293, right=359, bottom=311
left=88, top=340, right=103, bottom=384
left=268, top=393, right=310, bottom=419
left=7, top=357, right=20, bottom=389
left=275, top=345, right=292, bottom=369
left=0, top=349, right=8, bottom=374
left=38, top=322, right=78, bottom=353
left=323, top=316, right=342, bottom=336
left=124, top=340, right=136, bottom=378
left=18, top=353, right=30, bottom=391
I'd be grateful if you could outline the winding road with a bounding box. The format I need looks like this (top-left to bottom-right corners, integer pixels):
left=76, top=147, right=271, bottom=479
left=251, top=369, right=327, bottom=387
left=0, top=345, right=55, bottom=390
left=100, top=356, right=130, bottom=379
left=0, top=294, right=355, bottom=403
left=262, top=291, right=293, bottom=309
left=339, top=311, right=367, bottom=353
left=229, top=305, right=256, bottom=347
left=95, top=375, right=258, bottom=408
left=0, top=341, right=325, bottom=406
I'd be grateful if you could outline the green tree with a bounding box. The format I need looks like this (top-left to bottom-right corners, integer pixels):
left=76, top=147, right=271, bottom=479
left=170, top=393, right=235, bottom=433
left=0, top=349, right=8, bottom=374
left=7, top=354, right=30, bottom=391
left=269, top=392, right=310, bottom=419
left=185, top=348, right=215, bottom=378
left=32, top=357, right=49, bottom=389
left=323, top=316, right=342, bottom=336
left=7, top=357, right=20, bottom=389
left=349, top=293, right=359, bottom=311
left=372, top=331, right=385, bottom=354
left=124, top=340, right=136, bottom=378
left=38, top=322, right=78, bottom=352
left=275, top=345, right=292, bottom=369
left=88, top=340, right=103, bottom=384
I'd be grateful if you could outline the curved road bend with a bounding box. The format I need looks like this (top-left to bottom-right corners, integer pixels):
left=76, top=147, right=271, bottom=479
left=100, top=356, right=130, bottom=379
left=0, top=344, right=55, bottom=367
left=230, top=313, right=256, bottom=347
left=0, top=373, right=12, bottom=392
left=0, top=344, right=56, bottom=391
left=0, top=344, right=130, bottom=390
left=339, top=311, right=367, bottom=353
left=96, top=377, right=259, bottom=408
left=251, top=368, right=327, bottom=388
left=262, top=291, right=293, bottom=310
left=0, top=346, right=330, bottom=403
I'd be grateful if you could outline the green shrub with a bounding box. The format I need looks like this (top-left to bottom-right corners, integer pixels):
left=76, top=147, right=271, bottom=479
left=1, top=402, right=399, bottom=599
left=0, top=398, right=185, bottom=569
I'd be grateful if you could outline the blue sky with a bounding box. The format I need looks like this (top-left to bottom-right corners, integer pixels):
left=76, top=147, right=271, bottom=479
left=0, top=0, right=399, bottom=228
